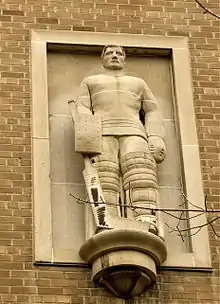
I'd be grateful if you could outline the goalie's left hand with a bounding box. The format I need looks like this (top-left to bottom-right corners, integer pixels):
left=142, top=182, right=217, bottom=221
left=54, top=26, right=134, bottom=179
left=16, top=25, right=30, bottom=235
left=148, top=136, right=166, bottom=163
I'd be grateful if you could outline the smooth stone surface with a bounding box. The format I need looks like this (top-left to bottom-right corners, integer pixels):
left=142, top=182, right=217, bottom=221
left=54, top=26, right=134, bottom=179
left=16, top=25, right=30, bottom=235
left=80, top=228, right=166, bottom=298
left=92, top=250, right=157, bottom=298
left=79, top=228, right=167, bottom=265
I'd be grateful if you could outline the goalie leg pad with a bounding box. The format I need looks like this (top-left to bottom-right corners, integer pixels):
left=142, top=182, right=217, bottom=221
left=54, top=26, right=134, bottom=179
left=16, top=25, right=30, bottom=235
left=120, top=136, right=159, bottom=233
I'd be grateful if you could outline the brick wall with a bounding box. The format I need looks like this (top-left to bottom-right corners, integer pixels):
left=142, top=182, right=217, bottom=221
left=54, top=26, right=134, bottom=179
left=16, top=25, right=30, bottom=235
left=0, top=0, right=219, bottom=303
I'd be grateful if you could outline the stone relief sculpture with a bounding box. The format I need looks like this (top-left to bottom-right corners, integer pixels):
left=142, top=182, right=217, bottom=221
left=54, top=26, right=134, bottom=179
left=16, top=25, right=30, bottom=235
left=69, top=45, right=167, bottom=298
left=70, top=45, right=166, bottom=234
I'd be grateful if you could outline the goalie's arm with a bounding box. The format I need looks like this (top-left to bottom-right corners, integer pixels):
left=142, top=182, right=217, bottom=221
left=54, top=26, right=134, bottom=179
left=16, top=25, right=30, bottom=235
left=69, top=79, right=92, bottom=123
left=75, top=80, right=92, bottom=116
left=141, top=80, right=164, bottom=139
left=69, top=79, right=102, bottom=154
left=141, top=80, right=166, bottom=163
left=76, top=80, right=92, bottom=115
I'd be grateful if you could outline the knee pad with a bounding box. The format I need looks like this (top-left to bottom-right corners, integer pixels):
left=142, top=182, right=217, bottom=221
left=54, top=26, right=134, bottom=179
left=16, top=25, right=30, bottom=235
left=130, top=188, right=158, bottom=205
left=120, top=152, right=158, bottom=191
left=91, top=154, right=120, bottom=193
left=121, top=152, right=160, bottom=233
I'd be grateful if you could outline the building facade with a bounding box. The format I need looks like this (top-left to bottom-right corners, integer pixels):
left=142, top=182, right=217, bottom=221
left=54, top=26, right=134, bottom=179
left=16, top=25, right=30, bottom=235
left=0, top=0, right=219, bottom=303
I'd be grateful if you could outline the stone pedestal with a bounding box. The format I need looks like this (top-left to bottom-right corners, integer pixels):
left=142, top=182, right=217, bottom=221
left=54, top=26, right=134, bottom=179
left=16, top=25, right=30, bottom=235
left=79, top=228, right=167, bottom=298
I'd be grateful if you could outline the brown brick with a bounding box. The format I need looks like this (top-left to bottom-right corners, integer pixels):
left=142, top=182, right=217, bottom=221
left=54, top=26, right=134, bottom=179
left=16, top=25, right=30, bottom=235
left=11, top=286, right=37, bottom=294
left=0, top=262, right=23, bottom=270
left=0, top=278, right=23, bottom=286
left=38, top=287, right=63, bottom=295
left=0, top=286, right=10, bottom=294
left=1, top=72, right=24, bottom=78
left=36, top=17, right=58, bottom=24
left=0, top=15, right=12, bottom=21
left=3, top=9, right=25, bottom=16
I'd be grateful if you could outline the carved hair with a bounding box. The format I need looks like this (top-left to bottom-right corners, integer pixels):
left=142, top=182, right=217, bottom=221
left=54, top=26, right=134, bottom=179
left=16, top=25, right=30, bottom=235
left=101, top=45, right=126, bottom=59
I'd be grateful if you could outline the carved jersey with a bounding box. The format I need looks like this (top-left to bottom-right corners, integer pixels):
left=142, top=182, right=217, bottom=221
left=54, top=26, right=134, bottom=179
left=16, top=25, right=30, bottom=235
left=76, top=73, right=164, bottom=139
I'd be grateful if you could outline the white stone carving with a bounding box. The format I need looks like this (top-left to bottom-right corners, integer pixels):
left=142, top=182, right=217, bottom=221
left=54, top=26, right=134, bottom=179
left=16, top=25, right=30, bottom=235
left=74, top=114, right=102, bottom=154
left=71, top=45, right=166, bottom=235
left=83, top=156, right=111, bottom=229
left=69, top=101, right=102, bottom=154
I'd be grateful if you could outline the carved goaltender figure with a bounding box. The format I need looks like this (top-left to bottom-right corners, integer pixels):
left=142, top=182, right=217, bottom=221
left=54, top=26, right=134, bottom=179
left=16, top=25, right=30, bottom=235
left=71, top=45, right=166, bottom=234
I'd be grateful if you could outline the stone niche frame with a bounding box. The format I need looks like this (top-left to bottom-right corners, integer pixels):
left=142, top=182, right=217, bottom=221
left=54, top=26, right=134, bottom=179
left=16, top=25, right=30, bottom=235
left=31, top=30, right=211, bottom=270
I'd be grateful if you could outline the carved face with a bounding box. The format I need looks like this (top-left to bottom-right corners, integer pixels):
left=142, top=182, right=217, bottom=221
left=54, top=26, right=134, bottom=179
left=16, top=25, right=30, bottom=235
left=102, top=46, right=125, bottom=70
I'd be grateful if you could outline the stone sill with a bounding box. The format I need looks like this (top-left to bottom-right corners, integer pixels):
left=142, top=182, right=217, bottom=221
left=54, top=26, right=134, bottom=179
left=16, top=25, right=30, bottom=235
left=34, top=261, right=213, bottom=273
